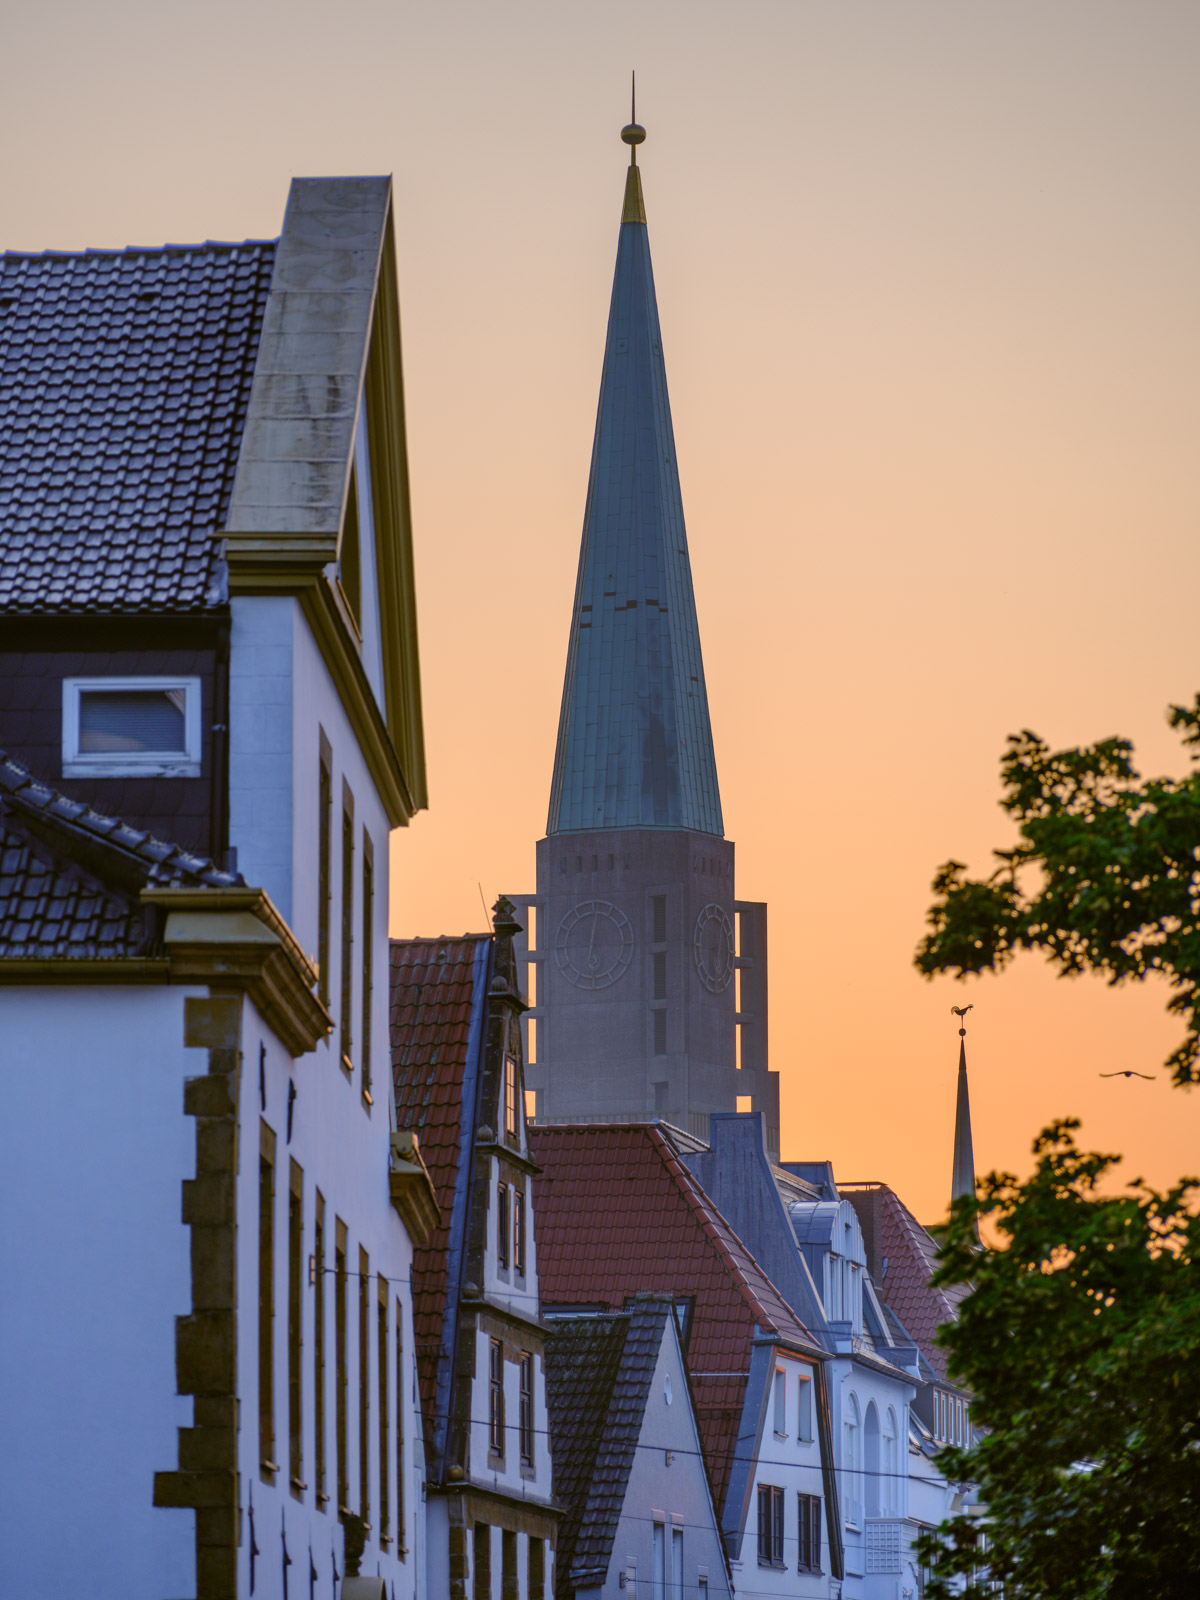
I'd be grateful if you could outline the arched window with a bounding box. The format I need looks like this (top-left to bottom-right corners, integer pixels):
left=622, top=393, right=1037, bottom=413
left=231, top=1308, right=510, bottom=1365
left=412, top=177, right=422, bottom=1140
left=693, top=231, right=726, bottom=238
left=883, top=1407, right=899, bottom=1516
left=864, top=1401, right=881, bottom=1517
left=843, top=1392, right=862, bottom=1526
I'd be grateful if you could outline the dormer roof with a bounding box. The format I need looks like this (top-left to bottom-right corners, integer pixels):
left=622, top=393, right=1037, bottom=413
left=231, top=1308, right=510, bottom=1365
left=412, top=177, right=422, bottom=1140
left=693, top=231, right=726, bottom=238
left=0, top=750, right=240, bottom=958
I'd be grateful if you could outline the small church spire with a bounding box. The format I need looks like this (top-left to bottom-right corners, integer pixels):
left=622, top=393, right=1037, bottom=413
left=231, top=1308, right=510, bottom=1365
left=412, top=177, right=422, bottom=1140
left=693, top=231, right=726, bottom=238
left=620, top=72, right=647, bottom=224
left=950, top=1005, right=978, bottom=1223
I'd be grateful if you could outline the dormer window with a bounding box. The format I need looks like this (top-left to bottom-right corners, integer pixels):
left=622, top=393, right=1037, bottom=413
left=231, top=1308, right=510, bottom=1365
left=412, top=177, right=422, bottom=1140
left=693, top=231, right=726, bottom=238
left=62, top=677, right=201, bottom=778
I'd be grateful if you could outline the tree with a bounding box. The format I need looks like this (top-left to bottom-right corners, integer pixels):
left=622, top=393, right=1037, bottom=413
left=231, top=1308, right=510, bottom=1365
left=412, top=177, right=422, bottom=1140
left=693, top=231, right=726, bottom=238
left=917, top=1121, right=1200, bottom=1600
left=916, top=698, right=1200, bottom=1083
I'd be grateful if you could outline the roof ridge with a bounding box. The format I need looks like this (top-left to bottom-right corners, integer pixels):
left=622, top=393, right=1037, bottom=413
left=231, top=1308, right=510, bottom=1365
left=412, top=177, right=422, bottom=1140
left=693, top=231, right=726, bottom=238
left=647, top=1126, right=813, bottom=1342
left=0, top=239, right=279, bottom=263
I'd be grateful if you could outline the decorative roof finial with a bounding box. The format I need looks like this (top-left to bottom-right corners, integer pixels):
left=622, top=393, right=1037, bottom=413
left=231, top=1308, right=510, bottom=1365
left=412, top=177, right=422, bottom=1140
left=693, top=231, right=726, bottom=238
left=621, top=70, right=646, bottom=166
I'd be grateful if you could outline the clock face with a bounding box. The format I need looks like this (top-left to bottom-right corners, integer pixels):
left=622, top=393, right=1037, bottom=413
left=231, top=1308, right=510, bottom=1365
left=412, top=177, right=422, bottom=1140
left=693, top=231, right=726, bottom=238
left=555, top=900, right=635, bottom=990
left=693, top=903, right=735, bottom=993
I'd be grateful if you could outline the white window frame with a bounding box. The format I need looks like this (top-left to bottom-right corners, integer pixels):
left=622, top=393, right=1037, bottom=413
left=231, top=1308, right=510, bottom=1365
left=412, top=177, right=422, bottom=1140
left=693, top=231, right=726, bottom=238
left=62, top=676, right=202, bottom=778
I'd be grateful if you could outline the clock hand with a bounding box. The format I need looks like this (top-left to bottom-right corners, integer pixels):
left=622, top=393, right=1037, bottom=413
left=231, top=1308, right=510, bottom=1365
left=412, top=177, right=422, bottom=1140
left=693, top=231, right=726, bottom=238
left=586, top=907, right=600, bottom=970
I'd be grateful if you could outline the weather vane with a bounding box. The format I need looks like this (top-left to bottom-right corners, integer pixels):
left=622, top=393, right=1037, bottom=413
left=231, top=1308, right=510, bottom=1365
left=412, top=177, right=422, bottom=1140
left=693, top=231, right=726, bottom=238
left=951, top=1003, right=973, bottom=1038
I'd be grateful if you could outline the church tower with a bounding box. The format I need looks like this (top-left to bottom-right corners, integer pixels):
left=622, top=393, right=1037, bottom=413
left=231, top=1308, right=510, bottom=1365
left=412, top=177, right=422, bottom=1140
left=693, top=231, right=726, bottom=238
left=511, top=110, right=780, bottom=1155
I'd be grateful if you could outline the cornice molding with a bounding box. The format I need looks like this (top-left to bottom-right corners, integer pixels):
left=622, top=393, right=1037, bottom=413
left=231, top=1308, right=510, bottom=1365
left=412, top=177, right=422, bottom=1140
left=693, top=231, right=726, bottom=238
left=143, top=886, right=332, bottom=1057
left=389, top=1131, right=441, bottom=1247
left=0, top=957, right=170, bottom=985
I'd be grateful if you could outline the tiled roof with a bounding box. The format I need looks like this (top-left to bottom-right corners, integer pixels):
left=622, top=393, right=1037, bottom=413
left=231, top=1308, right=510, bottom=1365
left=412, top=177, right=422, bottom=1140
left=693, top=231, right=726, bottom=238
left=0, top=750, right=240, bottom=958
left=0, top=240, right=275, bottom=614
left=545, top=169, right=723, bottom=837
left=531, top=1122, right=817, bottom=1514
left=545, top=1301, right=672, bottom=1587
left=389, top=933, right=490, bottom=1443
left=841, top=1183, right=966, bottom=1384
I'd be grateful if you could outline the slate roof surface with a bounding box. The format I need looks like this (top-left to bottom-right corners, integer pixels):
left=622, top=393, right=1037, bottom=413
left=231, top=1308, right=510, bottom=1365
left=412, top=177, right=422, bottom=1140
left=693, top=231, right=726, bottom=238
left=0, top=750, right=241, bottom=957
left=531, top=1122, right=817, bottom=1514
left=389, top=933, right=491, bottom=1436
left=545, top=1301, right=673, bottom=1588
left=546, top=169, right=723, bottom=837
left=544, top=1315, right=629, bottom=1584
left=0, top=240, right=275, bottom=614
left=841, top=1183, right=967, bottom=1384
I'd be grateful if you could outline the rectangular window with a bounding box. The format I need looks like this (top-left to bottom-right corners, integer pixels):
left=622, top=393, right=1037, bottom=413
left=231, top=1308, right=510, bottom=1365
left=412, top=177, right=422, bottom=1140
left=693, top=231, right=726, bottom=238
left=797, top=1493, right=822, bottom=1573
left=314, top=1192, right=327, bottom=1508
left=288, top=1160, right=304, bottom=1494
left=513, top=1189, right=526, bottom=1276
left=489, top=1339, right=505, bottom=1455
left=318, top=732, right=332, bottom=1007
left=474, top=1522, right=491, bottom=1600
left=377, top=1277, right=389, bottom=1547
left=653, top=1523, right=666, bottom=1600
left=652, top=950, right=667, bottom=999
left=773, top=1366, right=787, bottom=1435
left=671, top=1528, right=683, bottom=1600
left=504, top=1054, right=518, bottom=1138
left=359, top=1246, right=370, bottom=1526
left=395, top=1297, right=406, bottom=1555
left=497, top=1184, right=510, bottom=1270
left=502, top=1531, right=517, bottom=1600
left=335, top=1220, right=349, bottom=1514
left=797, top=1374, right=813, bottom=1440
left=62, top=675, right=202, bottom=777
left=652, top=894, right=667, bottom=944
left=340, top=787, right=355, bottom=1069
left=653, top=1009, right=667, bottom=1056
left=519, top=1353, right=534, bottom=1465
left=259, top=1122, right=277, bottom=1480
left=757, top=1484, right=784, bottom=1565
left=528, top=1536, right=545, bottom=1600
left=361, top=831, right=374, bottom=1103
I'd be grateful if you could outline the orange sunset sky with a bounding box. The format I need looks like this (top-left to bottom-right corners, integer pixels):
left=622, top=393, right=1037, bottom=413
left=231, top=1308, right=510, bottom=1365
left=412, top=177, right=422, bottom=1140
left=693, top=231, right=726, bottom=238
left=5, top=1, right=1200, bottom=1221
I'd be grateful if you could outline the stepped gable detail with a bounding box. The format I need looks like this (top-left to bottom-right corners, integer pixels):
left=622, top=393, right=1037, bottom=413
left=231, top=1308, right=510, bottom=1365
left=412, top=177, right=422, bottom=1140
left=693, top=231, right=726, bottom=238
left=0, top=239, right=275, bottom=614
left=531, top=1122, right=819, bottom=1511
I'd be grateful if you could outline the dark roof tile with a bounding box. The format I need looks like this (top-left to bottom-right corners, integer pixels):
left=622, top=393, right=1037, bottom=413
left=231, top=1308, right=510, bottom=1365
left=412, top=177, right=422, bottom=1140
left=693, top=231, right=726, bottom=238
left=0, top=241, right=275, bottom=614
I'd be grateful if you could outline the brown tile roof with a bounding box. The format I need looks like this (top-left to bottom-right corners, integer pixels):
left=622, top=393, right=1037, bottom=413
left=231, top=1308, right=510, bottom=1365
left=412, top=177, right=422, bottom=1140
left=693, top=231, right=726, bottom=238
left=389, top=933, right=490, bottom=1444
left=530, top=1122, right=819, bottom=1514
left=0, top=241, right=274, bottom=614
left=841, top=1183, right=966, bottom=1384
left=0, top=750, right=240, bottom=957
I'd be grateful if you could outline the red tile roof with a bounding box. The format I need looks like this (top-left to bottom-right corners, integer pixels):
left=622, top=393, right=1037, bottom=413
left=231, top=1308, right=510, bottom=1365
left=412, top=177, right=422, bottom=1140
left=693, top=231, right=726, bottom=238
left=390, top=933, right=489, bottom=1436
left=841, top=1183, right=966, bottom=1383
left=531, top=1122, right=819, bottom=1513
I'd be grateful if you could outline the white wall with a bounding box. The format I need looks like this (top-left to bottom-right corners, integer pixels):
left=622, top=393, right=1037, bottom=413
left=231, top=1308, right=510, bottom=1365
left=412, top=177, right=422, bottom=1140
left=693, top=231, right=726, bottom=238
left=730, top=1353, right=828, bottom=1600
left=603, top=1322, right=730, bottom=1600
left=0, top=985, right=201, bottom=1599
left=229, top=589, right=424, bottom=1595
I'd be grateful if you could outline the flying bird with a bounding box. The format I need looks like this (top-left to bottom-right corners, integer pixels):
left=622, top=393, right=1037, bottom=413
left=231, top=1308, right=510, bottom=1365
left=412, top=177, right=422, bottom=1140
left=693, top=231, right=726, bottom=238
left=1099, top=1070, right=1155, bottom=1080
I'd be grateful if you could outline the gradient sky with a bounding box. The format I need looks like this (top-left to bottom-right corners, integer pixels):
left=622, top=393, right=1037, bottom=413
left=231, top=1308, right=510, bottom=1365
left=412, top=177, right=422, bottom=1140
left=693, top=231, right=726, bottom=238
left=5, top=1, right=1200, bottom=1221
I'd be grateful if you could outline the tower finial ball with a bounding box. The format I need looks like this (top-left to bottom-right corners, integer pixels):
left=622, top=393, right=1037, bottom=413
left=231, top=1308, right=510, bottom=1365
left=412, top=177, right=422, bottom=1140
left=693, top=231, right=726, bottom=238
left=621, top=122, right=646, bottom=147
